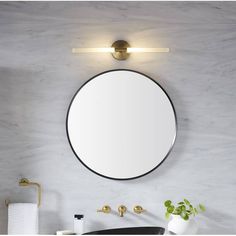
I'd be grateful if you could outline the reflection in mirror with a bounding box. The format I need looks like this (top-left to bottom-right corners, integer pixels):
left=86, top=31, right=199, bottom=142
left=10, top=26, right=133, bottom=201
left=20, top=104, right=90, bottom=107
left=66, top=70, right=177, bottom=180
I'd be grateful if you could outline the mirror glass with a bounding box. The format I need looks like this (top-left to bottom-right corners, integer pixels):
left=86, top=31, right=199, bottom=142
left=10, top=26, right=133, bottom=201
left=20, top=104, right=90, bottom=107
left=67, top=70, right=177, bottom=180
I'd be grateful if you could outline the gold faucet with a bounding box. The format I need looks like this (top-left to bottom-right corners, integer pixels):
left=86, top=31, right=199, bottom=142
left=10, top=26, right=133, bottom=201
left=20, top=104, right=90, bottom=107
left=118, top=205, right=127, bottom=217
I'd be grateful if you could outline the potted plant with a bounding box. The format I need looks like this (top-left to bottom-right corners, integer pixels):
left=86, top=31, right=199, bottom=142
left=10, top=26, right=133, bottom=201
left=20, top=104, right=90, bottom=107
left=164, top=199, right=205, bottom=235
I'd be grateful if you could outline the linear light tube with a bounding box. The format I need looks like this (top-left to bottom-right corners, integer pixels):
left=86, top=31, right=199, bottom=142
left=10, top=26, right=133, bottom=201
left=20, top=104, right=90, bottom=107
left=72, top=48, right=115, bottom=53
left=127, top=48, right=170, bottom=53
left=72, top=47, right=169, bottom=54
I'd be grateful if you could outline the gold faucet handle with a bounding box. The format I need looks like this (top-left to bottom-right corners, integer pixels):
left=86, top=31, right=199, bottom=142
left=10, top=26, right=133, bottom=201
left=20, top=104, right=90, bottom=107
left=133, top=205, right=146, bottom=214
left=118, top=205, right=127, bottom=217
left=97, top=205, right=111, bottom=213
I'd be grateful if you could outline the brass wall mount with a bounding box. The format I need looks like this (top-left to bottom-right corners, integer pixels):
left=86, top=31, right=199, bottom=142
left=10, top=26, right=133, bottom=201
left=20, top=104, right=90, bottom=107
left=111, top=40, right=130, bottom=60
left=133, top=205, right=146, bottom=214
left=5, top=178, right=41, bottom=208
left=118, top=205, right=127, bottom=217
left=97, top=205, right=111, bottom=213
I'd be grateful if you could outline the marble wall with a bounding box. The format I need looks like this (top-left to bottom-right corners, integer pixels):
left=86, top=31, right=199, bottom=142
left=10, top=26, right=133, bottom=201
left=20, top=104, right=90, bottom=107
left=0, top=1, right=236, bottom=234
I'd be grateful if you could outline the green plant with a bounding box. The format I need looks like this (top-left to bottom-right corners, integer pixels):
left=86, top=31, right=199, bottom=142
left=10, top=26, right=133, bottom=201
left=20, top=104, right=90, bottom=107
left=164, top=199, right=205, bottom=221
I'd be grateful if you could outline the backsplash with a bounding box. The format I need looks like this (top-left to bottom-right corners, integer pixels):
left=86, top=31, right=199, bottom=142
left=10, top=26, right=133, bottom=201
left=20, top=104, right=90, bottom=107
left=0, top=1, right=236, bottom=234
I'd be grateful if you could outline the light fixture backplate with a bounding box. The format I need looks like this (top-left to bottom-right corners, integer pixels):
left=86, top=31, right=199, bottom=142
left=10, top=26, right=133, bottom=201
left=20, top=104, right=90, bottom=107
left=111, top=40, right=130, bottom=60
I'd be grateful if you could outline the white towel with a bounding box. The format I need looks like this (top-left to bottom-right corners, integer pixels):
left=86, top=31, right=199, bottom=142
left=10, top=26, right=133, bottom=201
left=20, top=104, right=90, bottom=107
left=8, top=203, right=38, bottom=235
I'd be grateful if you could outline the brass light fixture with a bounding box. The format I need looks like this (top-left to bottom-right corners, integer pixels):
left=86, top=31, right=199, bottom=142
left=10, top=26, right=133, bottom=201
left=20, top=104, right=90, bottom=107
left=72, top=40, right=170, bottom=60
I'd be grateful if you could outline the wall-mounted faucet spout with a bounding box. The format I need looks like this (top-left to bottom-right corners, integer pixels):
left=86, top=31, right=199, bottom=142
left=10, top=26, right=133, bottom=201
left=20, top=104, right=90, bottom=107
left=118, top=205, right=127, bottom=217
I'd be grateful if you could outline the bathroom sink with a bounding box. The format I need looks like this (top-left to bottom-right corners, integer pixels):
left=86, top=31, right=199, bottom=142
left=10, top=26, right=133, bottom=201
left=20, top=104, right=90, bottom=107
left=83, top=226, right=165, bottom=235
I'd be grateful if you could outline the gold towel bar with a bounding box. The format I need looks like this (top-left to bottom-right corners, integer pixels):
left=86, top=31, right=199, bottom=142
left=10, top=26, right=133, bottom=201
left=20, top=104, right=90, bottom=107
left=5, top=178, right=41, bottom=208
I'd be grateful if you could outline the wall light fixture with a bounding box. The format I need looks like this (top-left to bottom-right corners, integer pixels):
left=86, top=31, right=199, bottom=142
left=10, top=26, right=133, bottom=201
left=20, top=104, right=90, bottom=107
left=72, top=40, right=170, bottom=60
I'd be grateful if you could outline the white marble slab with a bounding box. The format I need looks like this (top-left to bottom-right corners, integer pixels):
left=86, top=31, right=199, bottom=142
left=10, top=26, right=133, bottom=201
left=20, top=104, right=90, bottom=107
left=0, top=1, right=236, bottom=234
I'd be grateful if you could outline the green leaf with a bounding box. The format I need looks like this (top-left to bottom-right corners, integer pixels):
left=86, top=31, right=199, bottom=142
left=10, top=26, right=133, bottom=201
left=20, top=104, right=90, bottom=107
left=183, top=214, right=189, bottom=221
left=199, top=204, right=206, bottom=212
left=181, top=205, right=186, bottom=211
left=165, top=212, right=171, bottom=220
left=167, top=205, right=175, bottom=213
left=186, top=210, right=195, bottom=216
left=189, top=205, right=193, bottom=210
left=184, top=199, right=190, bottom=206
left=174, top=207, right=181, bottom=215
left=178, top=202, right=185, bottom=205
left=180, top=212, right=189, bottom=221
left=164, top=200, right=172, bottom=207
left=194, top=208, right=198, bottom=214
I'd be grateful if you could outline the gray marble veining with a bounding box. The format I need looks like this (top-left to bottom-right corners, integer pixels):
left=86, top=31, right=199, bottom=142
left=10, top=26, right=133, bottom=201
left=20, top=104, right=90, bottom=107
left=0, top=1, right=236, bottom=234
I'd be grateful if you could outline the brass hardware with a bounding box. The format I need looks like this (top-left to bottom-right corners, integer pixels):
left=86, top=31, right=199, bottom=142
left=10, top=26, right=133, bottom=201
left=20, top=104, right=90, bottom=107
left=133, top=205, right=146, bottom=214
left=97, top=205, right=111, bottom=213
left=118, top=205, right=127, bottom=217
left=72, top=40, right=170, bottom=61
left=111, top=40, right=130, bottom=61
left=19, top=178, right=41, bottom=207
left=5, top=178, right=41, bottom=208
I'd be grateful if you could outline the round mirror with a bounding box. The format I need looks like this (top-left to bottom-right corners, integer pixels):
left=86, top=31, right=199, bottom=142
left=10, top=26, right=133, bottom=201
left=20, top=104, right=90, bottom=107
left=66, top=70, right=177, bottom=180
